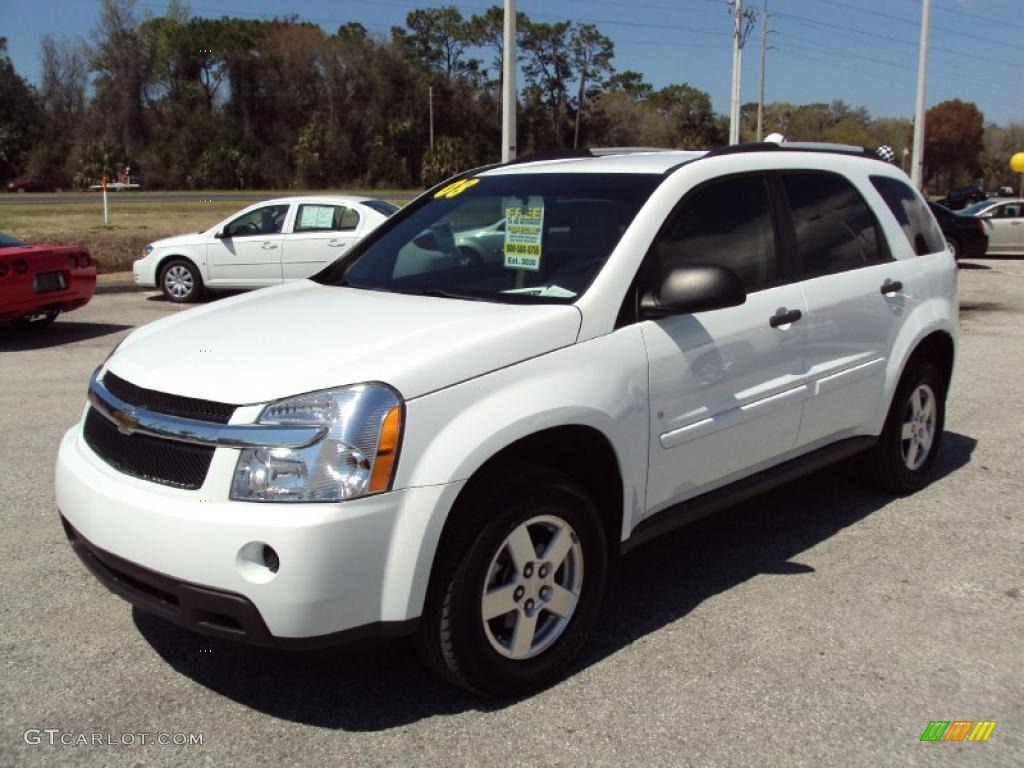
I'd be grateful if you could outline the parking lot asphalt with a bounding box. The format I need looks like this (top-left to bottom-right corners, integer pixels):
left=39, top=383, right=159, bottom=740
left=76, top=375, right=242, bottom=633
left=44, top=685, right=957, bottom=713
left=1, top=258, right=1021, bottom=767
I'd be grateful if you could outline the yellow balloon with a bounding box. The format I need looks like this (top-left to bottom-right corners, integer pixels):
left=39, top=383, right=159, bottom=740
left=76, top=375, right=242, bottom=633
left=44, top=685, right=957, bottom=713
left=1012, top=152, right=1024, bottom=173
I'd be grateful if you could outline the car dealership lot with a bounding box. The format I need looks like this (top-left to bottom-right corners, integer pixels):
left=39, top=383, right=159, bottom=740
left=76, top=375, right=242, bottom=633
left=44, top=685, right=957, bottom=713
left=1, top=260, right=1021, bottom=766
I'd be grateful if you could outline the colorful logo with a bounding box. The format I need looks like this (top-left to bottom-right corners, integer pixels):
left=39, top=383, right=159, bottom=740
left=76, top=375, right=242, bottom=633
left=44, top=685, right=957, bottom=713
left=920, top=721, right=996, bottom=742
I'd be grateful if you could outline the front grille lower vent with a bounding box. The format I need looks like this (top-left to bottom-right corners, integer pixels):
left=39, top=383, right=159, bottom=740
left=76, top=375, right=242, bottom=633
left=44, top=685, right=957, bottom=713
left=103, top=371, right=236, bottom=424
left=83, top=408, right=214, bottom=490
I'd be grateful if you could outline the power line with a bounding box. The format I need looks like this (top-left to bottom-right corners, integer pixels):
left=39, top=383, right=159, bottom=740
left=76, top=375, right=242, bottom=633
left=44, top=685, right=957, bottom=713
left=773, top=11, right=1024, bottom=69
left=778, top=0, right=1020, bottom=51
left=896, top=0, right=1024, bottom=33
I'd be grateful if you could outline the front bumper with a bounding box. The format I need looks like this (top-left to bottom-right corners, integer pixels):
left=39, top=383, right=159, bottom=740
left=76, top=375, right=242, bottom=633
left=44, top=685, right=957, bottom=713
left=61, top=517, right=417, bottom=648
left=132, top=257, right=156, bottom=286
left=56, top=425, right=461, bottom=642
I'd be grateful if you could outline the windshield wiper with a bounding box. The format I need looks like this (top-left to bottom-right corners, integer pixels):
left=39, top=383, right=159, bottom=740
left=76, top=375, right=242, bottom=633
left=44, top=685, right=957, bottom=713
left=412, top=288, right=488, bottom=302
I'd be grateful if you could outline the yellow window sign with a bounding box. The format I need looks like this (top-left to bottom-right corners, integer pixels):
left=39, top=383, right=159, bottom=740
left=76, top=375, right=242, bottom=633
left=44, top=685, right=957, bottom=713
left=504, top=204, right=545, bottom=271
left=434, top=178, right=480, bottom=199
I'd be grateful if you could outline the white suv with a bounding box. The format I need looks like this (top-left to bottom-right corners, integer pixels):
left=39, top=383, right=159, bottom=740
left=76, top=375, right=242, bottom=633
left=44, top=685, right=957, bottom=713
left=57, top=145, right=957, bottom=696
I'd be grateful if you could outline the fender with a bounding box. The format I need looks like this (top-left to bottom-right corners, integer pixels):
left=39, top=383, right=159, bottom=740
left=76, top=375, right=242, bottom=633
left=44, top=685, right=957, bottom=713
left=876, top=249, right=958, bottom=434
left=385, top=326, right=649, bottom=620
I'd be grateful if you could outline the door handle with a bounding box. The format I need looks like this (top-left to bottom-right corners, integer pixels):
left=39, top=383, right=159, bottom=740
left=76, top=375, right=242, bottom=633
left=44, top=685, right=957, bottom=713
left=261, top=242, right=279, bottom=250
left=327, top=239, right=346, bottom=247
left=880, top=279, right=903, bottom=295
left=769, top=308, right=802, bottom=328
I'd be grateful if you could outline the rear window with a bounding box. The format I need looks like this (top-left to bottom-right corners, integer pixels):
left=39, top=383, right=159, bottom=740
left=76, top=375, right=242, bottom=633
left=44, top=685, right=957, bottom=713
left=870, top=176, right=946, bottom=255
left=363, top=199, right=400, bottom=217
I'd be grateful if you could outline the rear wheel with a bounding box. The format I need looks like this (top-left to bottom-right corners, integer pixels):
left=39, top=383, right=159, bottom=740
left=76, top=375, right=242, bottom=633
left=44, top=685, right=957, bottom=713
left=415, top=467, right=608, bottom=697
left=864, top=358, right=946, bottom=494
left=160, top=259, right=204, bottom=303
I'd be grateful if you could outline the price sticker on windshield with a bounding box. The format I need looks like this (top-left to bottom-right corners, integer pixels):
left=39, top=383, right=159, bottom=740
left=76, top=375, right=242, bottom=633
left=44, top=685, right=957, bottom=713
left=503, top=205, right=544, bottom=271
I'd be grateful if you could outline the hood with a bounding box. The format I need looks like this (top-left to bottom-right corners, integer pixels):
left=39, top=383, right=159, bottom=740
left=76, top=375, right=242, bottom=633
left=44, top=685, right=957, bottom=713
left=108, top=280, right=582, bottom=404
left=152, top=230, right=210, bottom=249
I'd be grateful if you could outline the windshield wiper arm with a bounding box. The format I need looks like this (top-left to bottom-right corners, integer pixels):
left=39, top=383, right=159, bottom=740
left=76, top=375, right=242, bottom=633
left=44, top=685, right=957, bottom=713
left=414, top=288, right=488, bottom=301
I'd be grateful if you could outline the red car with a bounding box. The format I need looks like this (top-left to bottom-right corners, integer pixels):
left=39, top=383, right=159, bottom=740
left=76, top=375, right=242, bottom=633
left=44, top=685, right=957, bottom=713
left=0, top=234, right=97, bottom=327
left=6, top=177, right=71, bottom=193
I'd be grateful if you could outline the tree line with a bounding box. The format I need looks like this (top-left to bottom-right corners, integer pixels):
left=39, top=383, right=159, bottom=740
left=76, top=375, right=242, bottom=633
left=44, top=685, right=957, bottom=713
left=0, top=0, right=1020, bottom=191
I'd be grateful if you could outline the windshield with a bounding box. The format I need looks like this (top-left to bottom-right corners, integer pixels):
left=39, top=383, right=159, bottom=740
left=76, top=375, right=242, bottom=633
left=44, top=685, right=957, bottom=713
left=960, top=200, right=994, bottom=216
left=317, top=173, right=662, bottom=303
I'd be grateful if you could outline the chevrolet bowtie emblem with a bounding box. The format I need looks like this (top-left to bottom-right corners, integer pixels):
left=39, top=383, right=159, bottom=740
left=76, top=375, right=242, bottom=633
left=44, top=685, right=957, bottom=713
left=113, top=406, right=141, bottom=435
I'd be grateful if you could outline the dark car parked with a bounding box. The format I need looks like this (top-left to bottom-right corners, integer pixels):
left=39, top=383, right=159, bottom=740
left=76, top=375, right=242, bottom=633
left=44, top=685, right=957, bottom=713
left=927, top=201, right=988, bottom=261
left=6, top=177, right=71, bottom=193
left=937, top=185, right=987, bottom=211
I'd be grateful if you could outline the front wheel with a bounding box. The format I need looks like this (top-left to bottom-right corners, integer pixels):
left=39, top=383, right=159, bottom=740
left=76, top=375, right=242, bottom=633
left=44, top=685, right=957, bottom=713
left=864, top=358, right=946, bottom=494
left=160, top=259, right=204, bottom=303
left=415, top=467, right=608, bottom=697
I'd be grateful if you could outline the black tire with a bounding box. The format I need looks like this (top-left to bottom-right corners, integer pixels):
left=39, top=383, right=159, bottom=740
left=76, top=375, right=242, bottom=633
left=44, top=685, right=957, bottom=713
left=945, top=236, right=961, bottom=261
left=12, top=307, right=59, bottom=329
left=415, top=466, right=608, bottom=697
left=159, top=258, right=205, bottom=303
left=864, top=358, right=946, bottom=494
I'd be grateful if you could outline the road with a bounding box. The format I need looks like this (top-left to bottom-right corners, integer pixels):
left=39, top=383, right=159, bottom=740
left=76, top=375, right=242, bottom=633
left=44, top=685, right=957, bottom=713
left=0, top=190, right=418, bottom=206
left=1, top=258, right=1021, bottom=767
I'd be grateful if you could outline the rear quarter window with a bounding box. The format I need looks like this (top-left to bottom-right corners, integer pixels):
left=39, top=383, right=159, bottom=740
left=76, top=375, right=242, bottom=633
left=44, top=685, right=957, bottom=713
left=870, top=176, right=946, bottom=256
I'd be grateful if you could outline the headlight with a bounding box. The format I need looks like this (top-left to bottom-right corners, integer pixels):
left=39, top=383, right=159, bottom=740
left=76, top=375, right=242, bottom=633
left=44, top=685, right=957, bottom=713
left=230, top=384, right=402, bottom=503
left=142, top=245, right=153, bottom=257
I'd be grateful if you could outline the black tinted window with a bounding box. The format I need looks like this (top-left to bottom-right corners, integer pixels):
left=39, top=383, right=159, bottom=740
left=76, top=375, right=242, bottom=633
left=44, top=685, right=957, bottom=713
left=783, top=172, right=888, bottom=276
left=363, top=199, right=400, bottom=216
left=652, top=174, right=778, bottom=291
left=870, top=176, right=945, bottom=255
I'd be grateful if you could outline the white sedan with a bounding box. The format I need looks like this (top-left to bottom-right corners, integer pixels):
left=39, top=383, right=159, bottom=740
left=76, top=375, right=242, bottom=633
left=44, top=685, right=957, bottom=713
left=962, top=198, right=1024, bottom=255
left=134, top=196, right=399, bottom=302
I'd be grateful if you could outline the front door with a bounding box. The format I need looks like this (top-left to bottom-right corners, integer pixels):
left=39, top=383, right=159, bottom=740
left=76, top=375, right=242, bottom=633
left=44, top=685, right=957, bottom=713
left=207, top=203, right=290, bottom=285
left=642, top=172, right=808, bottom=514
left=282, top=203, right=362, bottom=280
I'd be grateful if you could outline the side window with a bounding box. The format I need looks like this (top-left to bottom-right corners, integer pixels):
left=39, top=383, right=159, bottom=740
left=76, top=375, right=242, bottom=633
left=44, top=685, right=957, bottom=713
left=294, top=204, right=359, bottom=233
left=997, top=203, right=1022, bottom=219
left=224, top=204, right=290, bottom=237
left=783, top=172, right=889, bottom=277
left=870, top=176, right=945, bottom=256
left=650, top=173, right=778, bottom=292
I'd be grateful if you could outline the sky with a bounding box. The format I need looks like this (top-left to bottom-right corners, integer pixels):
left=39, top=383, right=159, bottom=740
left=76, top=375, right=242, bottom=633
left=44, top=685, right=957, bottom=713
left=1, top=0, right=1022, bottom=125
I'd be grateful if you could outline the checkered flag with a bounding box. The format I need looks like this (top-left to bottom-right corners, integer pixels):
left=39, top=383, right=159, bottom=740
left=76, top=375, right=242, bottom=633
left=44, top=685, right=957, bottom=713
left=875, top=145, right=896, bottom=163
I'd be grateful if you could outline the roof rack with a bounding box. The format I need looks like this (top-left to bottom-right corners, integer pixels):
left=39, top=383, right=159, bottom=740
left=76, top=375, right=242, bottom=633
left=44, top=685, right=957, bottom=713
left=505, top=148, right=594, bottom=165
left=703, top=141, right=879, bottom=160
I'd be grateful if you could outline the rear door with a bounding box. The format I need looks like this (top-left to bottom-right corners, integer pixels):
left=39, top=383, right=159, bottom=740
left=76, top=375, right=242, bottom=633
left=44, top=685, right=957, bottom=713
left=282, top=203, right=363, bottom=280
left=642, top=172, right=809, bottom=514
left=784, top=172, right=916, bottom=447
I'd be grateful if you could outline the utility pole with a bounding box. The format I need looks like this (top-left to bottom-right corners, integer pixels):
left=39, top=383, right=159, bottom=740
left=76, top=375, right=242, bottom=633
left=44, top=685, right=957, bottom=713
left=501, top=0, right=518, bottom=162
left=728, top=1, right=757, bottom=145
left=911, top=0, right=931, bottom=190
left=428, top=86, right=435, bottom=151
left=756, top=0, right=772, bottom=142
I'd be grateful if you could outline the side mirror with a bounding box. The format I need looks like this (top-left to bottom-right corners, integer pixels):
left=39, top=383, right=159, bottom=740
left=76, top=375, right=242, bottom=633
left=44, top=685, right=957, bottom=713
left=640, top=263, right=746, bottom=319
left=214, top=227, right=228, bottom=239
